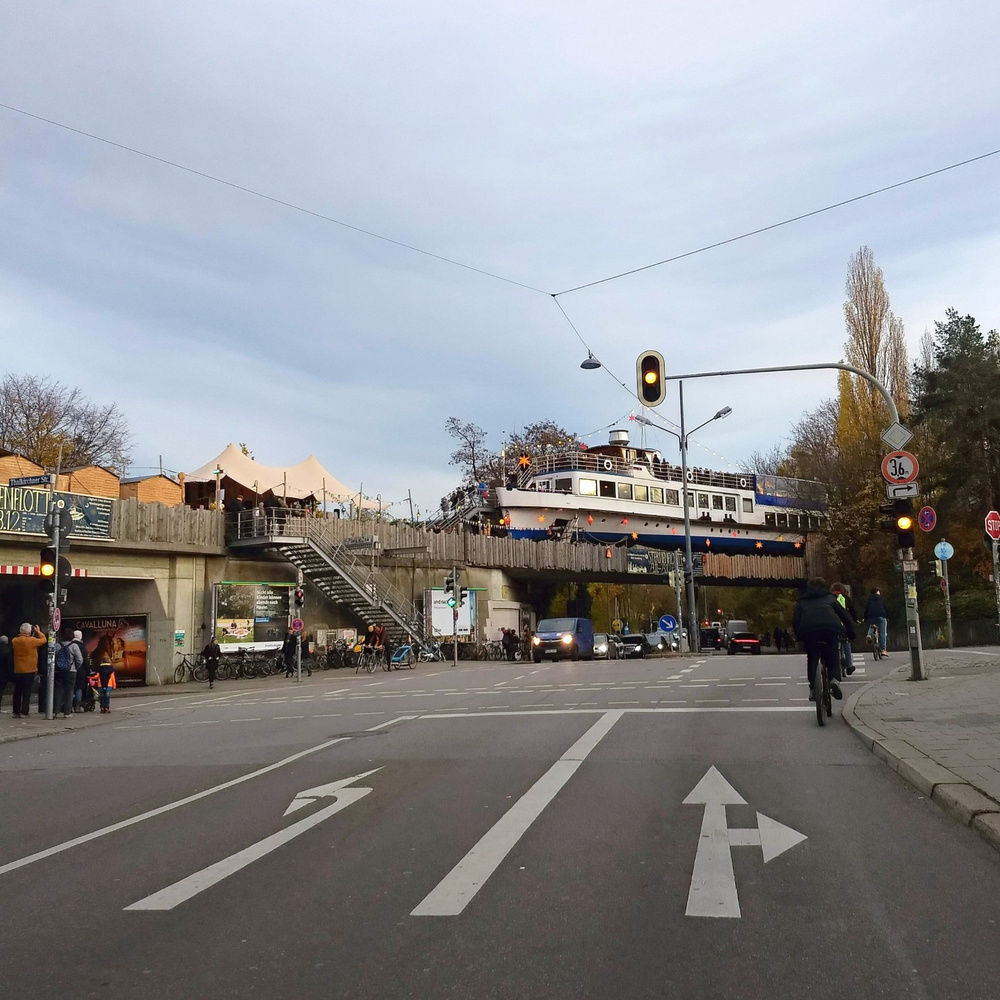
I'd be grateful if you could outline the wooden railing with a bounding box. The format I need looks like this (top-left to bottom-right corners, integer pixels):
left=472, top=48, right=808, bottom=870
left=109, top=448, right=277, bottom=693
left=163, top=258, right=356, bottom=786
left=111, top=498, right=225, bottom=548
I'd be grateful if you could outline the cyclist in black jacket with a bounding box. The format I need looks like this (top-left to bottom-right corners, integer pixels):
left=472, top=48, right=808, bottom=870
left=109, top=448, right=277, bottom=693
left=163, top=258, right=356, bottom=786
left=793, top=578, right=856, bottom=701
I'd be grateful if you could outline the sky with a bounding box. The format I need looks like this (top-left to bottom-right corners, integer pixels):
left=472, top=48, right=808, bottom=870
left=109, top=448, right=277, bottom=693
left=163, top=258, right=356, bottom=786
left=2, top=2, right=999, bottom=516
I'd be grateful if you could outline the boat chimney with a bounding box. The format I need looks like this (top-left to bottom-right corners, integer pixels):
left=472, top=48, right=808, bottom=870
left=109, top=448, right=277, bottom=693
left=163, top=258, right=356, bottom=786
left=609, top=429, right=629, bottom=447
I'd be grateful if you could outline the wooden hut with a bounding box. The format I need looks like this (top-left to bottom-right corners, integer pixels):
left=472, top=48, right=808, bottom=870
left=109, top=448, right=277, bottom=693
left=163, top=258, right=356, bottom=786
left=56, top=465, right=121, bottom=499
left=120, top=474, right=183, bottom=507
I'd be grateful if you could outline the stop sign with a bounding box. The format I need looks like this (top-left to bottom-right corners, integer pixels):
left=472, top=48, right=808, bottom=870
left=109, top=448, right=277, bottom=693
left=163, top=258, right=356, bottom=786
left=986, top=510, right=1000, bottom=541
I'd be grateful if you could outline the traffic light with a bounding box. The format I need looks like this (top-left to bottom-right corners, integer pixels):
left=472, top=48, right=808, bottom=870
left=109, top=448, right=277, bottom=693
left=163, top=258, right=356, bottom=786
left=458, top=586, right=468, bottom=607
left=444, top=572, right=457, bottom=608
left=39, top=547, right=56, bottom=593
left=879, top=499, right=915, bottom=549
left=636, top=350, right=666, bottom=407
left=293, top=586, right=304, bottom=609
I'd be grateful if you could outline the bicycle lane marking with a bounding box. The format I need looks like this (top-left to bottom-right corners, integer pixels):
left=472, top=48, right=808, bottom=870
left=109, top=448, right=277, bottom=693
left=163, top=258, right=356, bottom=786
left=0, top=717, right=415, bottom=877
left=411, top=710, right=624, bottom=917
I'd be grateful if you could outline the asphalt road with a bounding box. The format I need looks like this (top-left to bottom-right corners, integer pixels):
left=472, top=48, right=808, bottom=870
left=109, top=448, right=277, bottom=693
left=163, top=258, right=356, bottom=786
left=2, top=649, right=999, bottom=999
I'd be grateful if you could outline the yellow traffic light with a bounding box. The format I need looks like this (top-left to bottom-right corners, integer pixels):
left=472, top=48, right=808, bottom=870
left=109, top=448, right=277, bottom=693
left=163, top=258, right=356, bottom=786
left=897, top=515, right=914, bottom=531
left=644, top=371, right=657, bottom=385
left=636, top=350, right=666, bottom=406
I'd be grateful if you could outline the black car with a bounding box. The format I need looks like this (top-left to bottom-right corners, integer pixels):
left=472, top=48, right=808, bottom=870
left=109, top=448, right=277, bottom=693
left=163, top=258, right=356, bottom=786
left=618, top=634, right=651, bottom=658
left=728, top=632, right=761, bottom=655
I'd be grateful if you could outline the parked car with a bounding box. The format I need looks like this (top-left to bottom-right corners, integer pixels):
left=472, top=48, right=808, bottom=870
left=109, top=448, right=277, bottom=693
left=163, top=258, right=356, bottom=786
left=619, top=634, right=651, bottom=658
left=728, top=632, right=761, bottom=655
left=645, top=632, right=671, bottom=655
left=593, top=632, right=619, bottom=660
left=531, top=617, right=595, bottom=662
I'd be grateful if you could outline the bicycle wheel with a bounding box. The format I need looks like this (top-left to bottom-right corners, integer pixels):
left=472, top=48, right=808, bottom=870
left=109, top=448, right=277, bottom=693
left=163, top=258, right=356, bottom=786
left=814, top=666, right=825, bottom=726
left=173, top=661, right=187, bottom=684
left=193, top=662, right=209, bottom=683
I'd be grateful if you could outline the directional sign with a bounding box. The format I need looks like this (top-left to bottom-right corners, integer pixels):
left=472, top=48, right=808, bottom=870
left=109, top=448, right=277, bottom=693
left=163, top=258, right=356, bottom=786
left=9, top=474, right=54, bottom=488
left=881, top=450, right=919, bottom=485
left=658, top=614, right=678, bottom=633
left=125, top=769, right=380, bottom=911
left=934, top=540, right=954, bottom=561
left=880, top=421, right=913, bottom=451
left=886, top=482, right=920, bottom=500
left=291, top=618, right=304, bottom=633
left=684, top=766, right=806, bottom=919
left=917, top=506, right=936, bottom=532
left=986, top=510, right=1000, bottom=542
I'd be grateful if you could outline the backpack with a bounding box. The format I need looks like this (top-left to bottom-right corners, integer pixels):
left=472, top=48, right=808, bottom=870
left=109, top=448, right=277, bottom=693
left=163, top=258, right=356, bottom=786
left=55, top=642, right=73, bottom=671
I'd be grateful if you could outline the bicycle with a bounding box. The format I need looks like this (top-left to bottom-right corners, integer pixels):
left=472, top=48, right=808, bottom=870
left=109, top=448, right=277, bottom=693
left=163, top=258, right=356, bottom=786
left=173, top=653, right=208, bottom=684
left=356, top=645, right=380, bottom=674
left=866, top=623, right=885, bottom=660
left=813, top=641, right=834, bottom=726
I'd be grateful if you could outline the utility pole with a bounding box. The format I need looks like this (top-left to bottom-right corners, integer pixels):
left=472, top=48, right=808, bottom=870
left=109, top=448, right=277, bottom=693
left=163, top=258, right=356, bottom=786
left=901, top=545, right=925, bottom=681
left=44, top=446, right=64, bottom=721
left=452, top=565, right=459, bottom=668
left=672, top=550, right=686, bottom=652
left=941, top=554, right=954, bottom=649
left=296, top=568, right=303, bottom=683
left=677, top=382, right=701, bottom=653
left=992, top=540, right=1000, bottom=641
left=407, top=489, right=415, bottom=525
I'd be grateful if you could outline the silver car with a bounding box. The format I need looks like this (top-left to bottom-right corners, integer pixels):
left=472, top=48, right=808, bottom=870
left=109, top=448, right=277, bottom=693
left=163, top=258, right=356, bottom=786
left=593, top=632, right=619, bottom=659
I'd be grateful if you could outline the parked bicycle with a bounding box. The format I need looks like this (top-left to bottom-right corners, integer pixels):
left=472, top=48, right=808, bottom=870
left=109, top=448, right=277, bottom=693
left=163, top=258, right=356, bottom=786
left=173, top=653, right=207, bottom=684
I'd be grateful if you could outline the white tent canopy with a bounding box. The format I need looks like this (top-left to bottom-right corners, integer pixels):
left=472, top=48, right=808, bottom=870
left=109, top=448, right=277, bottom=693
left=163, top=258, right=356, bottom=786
left=186, top=444, right=379, bottom=508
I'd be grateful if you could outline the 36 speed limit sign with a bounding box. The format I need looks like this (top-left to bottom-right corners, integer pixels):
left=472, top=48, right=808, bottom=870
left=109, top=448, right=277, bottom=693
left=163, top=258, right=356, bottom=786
left=880, top=450, right=919, bottom=485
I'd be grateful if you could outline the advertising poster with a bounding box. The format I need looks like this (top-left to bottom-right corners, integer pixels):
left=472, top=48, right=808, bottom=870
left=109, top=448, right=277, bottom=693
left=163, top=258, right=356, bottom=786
left=425, top=589, right=476, bottom=639
left=63, top=615, right=148, bottom=687
left=215, top=583, right=291, bottom=648
left=0, top=484, right=113, bottom=538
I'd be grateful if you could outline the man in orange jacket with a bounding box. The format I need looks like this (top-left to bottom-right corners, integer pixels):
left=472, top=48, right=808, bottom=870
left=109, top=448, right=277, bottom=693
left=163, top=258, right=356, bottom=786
left=11, top=623, right=46, bottom=719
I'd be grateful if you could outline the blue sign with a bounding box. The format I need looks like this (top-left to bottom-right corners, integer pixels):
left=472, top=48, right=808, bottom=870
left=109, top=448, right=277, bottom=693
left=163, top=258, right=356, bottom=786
left=658, top=614, right=678, bottom=632
left=934, top=540, right=954, bottom=561
left=9, top=474, right=54, bottom=488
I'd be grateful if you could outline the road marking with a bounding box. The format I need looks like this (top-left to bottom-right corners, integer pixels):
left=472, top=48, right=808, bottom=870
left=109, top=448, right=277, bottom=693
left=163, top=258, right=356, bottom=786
left=680, top=684, right=709, bottom=688
left=717, top=683, right=745, bottom=688
left=684, top=766, right=807, bottom=919
left=696, top=699, right=728, bottom=704
left=191, top=720, right=220, bottom=725
left=0, top=735, right=355, bottom=877
left=412, top=711, right=624, bottom=917
left=126, top=770, right=380, bottom=911
left=755, top=683, right=786, bottom=687
left=762, top=676, right=791, bottom=680
left=365, top=715, right=418, bottom=730
left=312, top=713, right=342, bottom=718
left=273, top=716, right=305, bottom=720
left=230, top=718, right=262, bottom=722
left=420, top=707, right=812, bottom=718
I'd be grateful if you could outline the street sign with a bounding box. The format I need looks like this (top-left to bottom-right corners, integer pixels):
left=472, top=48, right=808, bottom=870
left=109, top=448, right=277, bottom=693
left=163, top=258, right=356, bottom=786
left=683, top=766, right=806, bottom=919
left=886, top=482, right=920, bottom=499
left=9, top=474, right=54, bottom=488
left=881, top=421, right=914, bottom=450
left=291, top=617, right=304, bottom=633
left=126, top=769, right=380, bottom=910
left=52, top=608, right=61, bottom=632
left=986, top=510, right=1000, bottom=542
left=902, top=559, right=919, bottom=572
left=918, top=506, right=936, bottom=532
left=941, top=578, right=949, bottom=591
left=934, top=540, right=955, bottom=561
left=881, top=450, right=919, bottom=485
left=658, top=614, right=678, bottom=632
left=611, top=619, right=623, bottom=632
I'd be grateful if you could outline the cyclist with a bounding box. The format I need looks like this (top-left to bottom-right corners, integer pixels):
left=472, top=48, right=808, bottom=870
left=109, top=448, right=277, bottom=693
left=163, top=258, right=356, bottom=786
left=792, top=578, right=855, bottom=702
left=830, top=583, right=858, bottom=676
left=864, top=588, right=890, bottom=656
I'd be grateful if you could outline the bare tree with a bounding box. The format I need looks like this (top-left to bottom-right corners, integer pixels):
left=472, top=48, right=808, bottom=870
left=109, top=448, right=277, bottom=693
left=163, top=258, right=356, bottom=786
left=445, top=417, right=494, bottom=483
left=740, top=443, right=789, bottom=477
left=0, top=374, right=132, bottom=473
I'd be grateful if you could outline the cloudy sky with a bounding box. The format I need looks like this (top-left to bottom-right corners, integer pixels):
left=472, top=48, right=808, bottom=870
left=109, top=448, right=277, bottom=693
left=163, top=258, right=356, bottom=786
left=2, top=2, right=998, bottom=514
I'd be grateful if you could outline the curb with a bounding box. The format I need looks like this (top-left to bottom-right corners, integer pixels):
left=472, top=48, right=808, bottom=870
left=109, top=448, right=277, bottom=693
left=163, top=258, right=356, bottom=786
left=0, top=708, right=139, bottom=744
left=842, top=667, right=1000, bottom=855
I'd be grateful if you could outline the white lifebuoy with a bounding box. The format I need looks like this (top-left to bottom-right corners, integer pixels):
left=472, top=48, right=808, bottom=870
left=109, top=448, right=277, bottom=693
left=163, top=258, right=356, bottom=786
left=739, top=476, right=748, bottom=489
left=602, top=459, right=614, bottom=471
left=685, top=470, right=693, bottom=481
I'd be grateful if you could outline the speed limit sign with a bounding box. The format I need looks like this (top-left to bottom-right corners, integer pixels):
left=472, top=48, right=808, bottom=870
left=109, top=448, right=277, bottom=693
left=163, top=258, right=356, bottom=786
left=881, top=450, right=919, bottom=485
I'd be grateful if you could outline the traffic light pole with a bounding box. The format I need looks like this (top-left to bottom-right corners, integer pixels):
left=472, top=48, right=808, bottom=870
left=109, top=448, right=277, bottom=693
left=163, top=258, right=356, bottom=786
left=901, top=547, right=925, bottom=681
left=992, top=540, right=1000, bottom=642
left=452, top=565, right=459, bottom=669
left=296, top=568, right=303, bottom=683
left=672, top=549, right=686, bottom=652
left=941, top=554, right=954, bottom=649
left=45, top=516, right=60, bottom=721
left=677, top=382, right=700, bottom=654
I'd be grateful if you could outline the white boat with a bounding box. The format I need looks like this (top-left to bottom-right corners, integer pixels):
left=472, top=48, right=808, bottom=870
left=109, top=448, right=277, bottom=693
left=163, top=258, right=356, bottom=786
left=494, top=430, right=825, bottom=557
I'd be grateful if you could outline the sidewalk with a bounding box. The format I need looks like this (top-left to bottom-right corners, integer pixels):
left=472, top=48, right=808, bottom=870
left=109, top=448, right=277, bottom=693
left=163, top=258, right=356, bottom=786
left=843, top=647, right=1000, bottom=854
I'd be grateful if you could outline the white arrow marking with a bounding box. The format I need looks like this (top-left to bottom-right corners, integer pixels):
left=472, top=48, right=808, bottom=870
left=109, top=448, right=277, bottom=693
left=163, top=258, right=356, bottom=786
left=125, top=769, right=381, bottom=911
left=684, top=766, right=806, bottom=919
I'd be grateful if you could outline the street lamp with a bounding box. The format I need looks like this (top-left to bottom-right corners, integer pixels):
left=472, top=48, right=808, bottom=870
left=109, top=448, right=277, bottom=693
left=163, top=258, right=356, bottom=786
left=634, top=390, right=732, bottom=653
left=580, top=352, right=602, bottom=370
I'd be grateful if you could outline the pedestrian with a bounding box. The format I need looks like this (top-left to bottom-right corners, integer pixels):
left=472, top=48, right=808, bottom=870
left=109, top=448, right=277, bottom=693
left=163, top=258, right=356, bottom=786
left=202, top=635, right=221, bottom=689
left=11, top=624, right=46, bottom=719
left=96, top=644, right=115, bottom=713
left=283, top=627, right=297, bottom=678
left=0, top=636, right=13, bottom=712
left=36, top=636, right=50, bottom=716
left=792, top=578, right=855, bottom=702
left=864, top=588, right=890, bottom=655
left=53, top=632, right=84, bottom=718
left=501, top=628, right=517, bottom=662
left=521, top=625, right=532, bottom=660
left=70, top=631, right=89, bottom=712
left=773, top=627, right=784, bottom=652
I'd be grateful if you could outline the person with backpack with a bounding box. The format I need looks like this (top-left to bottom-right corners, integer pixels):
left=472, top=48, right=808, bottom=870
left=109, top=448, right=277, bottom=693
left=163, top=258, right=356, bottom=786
left=201, top=635, right=221, bottom=689
left=53, top=632, right=84, bottom=718
left=70, top=631, right=89, bottom=712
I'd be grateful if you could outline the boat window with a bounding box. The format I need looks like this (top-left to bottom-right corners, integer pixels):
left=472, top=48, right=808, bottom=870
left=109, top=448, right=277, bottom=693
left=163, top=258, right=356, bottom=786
left=725, top=496, right=737, bottom=512
left=687, top=492, right=695, bottom=509
left=538, top=480, right=550, bottom=492
left=765, top=512, right=776, bottom=526
left=787, top=514, right=799, bottom=529
left=617, top=482, right=633, bottom=500
left=663, top=488, right=678, bottom=505
left=579, top=478, right=598, bottom=496
left=634, top=484, right=648, bottom=502
left=776, top=513, right=788, bottom=527
left=698, top=493, right=709, bottom=508
left=650, top=486, right=665, bottom=504
left=554, top=478, right=572, bottom=492
left=712, top=495, right=724, bottom=509
left=599, top=481, right=616, bottom=498
left=743, top=498, right=753, bottom=513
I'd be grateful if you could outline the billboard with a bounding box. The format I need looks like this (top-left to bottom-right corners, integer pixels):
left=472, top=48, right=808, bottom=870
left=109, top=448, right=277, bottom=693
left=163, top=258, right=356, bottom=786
left=425, top=589, right=476, bottom=639
left=63, top=615, right=148, bottom=687
left=0, top=484, right=113, bottom=539
left=215, top=583, right=291, bottom=648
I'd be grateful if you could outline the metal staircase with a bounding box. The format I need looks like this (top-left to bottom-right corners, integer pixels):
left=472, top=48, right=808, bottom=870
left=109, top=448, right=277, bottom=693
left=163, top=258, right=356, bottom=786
left=228, top=514, right=428, bottom=648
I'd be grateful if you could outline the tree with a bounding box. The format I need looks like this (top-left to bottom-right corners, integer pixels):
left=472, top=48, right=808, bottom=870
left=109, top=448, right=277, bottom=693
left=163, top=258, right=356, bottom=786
left=445, top=417, right=494, bottom=483
left=0, top=374, right=132, bottom=473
